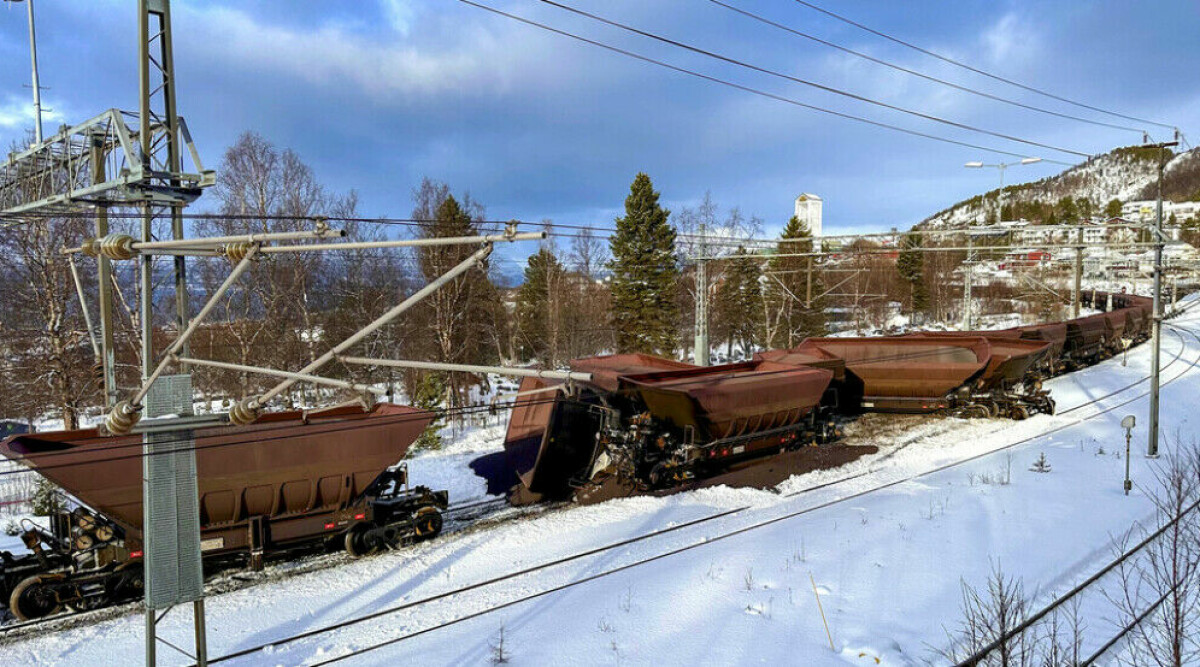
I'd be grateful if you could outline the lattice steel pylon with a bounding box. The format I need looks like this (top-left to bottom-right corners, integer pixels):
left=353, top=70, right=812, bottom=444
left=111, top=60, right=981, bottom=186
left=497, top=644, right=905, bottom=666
left=2, top=2, right=213, bottom=664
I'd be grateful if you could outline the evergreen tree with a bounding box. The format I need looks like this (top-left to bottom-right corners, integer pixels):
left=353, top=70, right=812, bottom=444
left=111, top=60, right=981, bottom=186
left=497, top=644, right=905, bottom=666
left=412, top=372, right=446, bottom=451
left=1077, top=197, right=1096, bottom=220
left=1057, top=196, right=1079, bottom=222
left=1104, top=198, right=1123, bottom=219
left=416, top=193, right=503, bottom=406
left=31, top=478, right=64, bottom=517
left=608, top=173, right=680, bottom=355
left=764, top=216, right=825, bottom=347
left=896, top=232, right=929, bottom=320
left=715, top=247, right=763, bottom=358
left=516, top=248, right=566, bottom=363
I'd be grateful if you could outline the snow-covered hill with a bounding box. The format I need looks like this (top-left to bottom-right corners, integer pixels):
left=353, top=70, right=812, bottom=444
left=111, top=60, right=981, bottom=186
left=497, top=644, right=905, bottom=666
left=920, top=145, right=1200, bottom=230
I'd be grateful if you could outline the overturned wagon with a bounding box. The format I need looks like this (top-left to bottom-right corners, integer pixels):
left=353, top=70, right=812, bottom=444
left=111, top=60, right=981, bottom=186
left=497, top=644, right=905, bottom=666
left=0, top=403, right=447, bottom=620
left=503, top=354, right=835, bottom=499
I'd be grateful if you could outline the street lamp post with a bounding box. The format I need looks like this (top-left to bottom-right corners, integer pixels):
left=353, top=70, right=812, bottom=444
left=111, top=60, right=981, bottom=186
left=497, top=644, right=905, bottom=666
left=4, top=0, right=44, bottom=144
left=962, top=158, right=1041, bottom=329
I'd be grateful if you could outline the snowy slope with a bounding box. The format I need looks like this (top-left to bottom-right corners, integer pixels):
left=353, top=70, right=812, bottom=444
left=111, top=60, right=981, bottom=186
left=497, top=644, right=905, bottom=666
left=922, top=146, right=1200, bottom=230
left=3, top=298, right=1200, bottom=665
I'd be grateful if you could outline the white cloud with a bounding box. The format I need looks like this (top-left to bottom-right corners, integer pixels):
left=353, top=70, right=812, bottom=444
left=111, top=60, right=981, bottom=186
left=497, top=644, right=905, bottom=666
left=171, top=2, right=598, bottom=103
left=981, top=12, right=1036, bottom=65
left=0, top=94, right=65, bottom=132
left=380, top=0, right=417, bottom=36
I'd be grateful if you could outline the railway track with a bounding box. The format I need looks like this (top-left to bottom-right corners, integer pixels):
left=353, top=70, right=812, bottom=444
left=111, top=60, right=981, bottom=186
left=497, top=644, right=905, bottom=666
left=954, top=494, right=1200, bottom=665
left=0, top=496, right=526, bottom=641
left=184, top=323, right=1200, bottom=665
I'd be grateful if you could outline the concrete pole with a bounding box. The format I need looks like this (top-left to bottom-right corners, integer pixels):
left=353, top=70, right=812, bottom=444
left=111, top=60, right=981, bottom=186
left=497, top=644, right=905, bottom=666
left=693, top=222, right=709, bottom=366
left=806, top=256, right=813, bottom=307
left=1148, top=143, right=1175, bottom=458
left=91, top=140, right=117, bottom=408
left=23, top=0, right=42, bottom=144
left=962, top=233, right=974, bottom=330
left=1074, top=227, right=1083, bottom=318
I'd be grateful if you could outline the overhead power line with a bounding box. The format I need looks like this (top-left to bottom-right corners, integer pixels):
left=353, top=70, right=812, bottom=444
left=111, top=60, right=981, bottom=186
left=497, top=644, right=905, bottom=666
left=532, top=0, right=1091, bottom=159
left=790, top=0, right=1177, bottom=132
left=707, top=0, right=1144, bottom=135
left=457, top=0, right=1072, bottom=166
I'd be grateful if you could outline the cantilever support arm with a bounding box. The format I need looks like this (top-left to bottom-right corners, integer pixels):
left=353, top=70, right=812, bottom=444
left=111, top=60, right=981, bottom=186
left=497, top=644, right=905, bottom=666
left=233, top=243, right=496, bottom=423
left=258, top=230, right=546, bottom=254
left=337, top=357, right=593, bottom=383
left=175, top=357, right=383, bottom=395
left=106, top=244, right=262, bottom=434
left=66, top=254, right=101, bottom=358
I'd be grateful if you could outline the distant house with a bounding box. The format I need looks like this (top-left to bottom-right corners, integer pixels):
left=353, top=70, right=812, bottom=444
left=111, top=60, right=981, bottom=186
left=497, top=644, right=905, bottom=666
left=999, top=250, right=1052, bottom=270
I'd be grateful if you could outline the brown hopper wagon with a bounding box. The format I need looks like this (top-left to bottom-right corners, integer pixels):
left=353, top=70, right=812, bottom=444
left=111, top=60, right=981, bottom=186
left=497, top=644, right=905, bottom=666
left=0, top=403, right=447, bottom=620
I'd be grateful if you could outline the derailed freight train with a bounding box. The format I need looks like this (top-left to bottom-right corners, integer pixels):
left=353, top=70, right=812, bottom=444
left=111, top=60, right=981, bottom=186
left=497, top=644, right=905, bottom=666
left=503, top=292, right=1154, bottom=501
left=0, top=403, right=447, bottom=621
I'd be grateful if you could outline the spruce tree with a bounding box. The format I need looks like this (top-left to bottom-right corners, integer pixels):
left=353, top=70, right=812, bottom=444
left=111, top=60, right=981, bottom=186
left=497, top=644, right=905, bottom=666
left=516, top=248, right=566, bottom=363
left=31, top=478, right=64, bottom=516
left=715, top=247, right=763, bottom=357
left=412, top=372, right=446, bottom=451
left=416, top=194, right=503, bottom=406
left=896, top=233, right=929, bottom=321
left=765, top=216, right=825, bottom=347
left=608, top=173, right=680, bottom=355
left=1104, top=198, right=1123, bottom=219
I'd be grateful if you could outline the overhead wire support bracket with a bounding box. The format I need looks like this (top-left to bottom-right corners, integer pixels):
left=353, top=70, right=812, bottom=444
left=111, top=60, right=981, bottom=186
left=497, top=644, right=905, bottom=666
left=0, top=108, right=212, bottom=216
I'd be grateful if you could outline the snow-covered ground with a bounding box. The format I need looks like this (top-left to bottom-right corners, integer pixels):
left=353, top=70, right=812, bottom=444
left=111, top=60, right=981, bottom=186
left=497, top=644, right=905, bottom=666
left=3, top=298, right=1200, bottom=665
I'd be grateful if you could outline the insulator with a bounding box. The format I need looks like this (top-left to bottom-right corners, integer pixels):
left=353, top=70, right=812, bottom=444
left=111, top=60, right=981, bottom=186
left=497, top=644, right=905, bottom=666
left=94, top=525, right=114, bottom=542
left=105, top=400, right=141, bottom=435
left=222, top=242, right=256, bottom=262
left=93, top=363, right=106, bottom=391
left=76, top=514, right=96, bottom=531
left=99, top=234, right=137, bottom=260
left=229, top=397, right=261, bottom=425
left=80, top=238, right=101, bottom=257
left=74, top=534, right=94, bottom=550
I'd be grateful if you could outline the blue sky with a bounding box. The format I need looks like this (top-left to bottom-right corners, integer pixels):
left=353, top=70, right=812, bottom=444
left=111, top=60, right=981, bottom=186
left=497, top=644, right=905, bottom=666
left=1, top=0, right=1197, bottom=240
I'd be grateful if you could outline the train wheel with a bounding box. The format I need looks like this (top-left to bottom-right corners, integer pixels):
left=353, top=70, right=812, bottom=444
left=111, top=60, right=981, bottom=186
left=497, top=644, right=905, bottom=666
left=986, top=402, right=1001, bottom=418
left=9, top=576, right=62, bottom=621
left=959, top=405, right=989, bottom=419
left=1043, top=397, right=1057, bottom=415
left=343, top=525, right=381, bottom=558
left=1009, top=405, right=1031, bottom=421
left=413, top=507, right=443, bottom=540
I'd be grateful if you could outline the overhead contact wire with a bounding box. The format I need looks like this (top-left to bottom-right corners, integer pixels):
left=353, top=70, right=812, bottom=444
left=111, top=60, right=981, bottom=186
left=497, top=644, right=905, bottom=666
left=530, top=0, right=1090, bottom=159
left=457, top=0, right=1071, bottom=166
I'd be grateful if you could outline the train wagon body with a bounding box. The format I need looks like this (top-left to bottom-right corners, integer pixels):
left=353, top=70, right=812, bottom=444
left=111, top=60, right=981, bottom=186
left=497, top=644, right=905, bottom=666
left=1064, top=314, right=1113, bottom=365
left=905, top=333, right=1054, bottom=417
left=0, top=403, right=448, bottom=620
left=503, top=356, right=835, bottom=497
left=778, top=337, right=991, bottom=413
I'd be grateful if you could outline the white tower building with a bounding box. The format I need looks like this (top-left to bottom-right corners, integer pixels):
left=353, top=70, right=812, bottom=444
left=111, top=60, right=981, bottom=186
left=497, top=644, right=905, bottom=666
left=793, top=193, right=822, bottom=237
